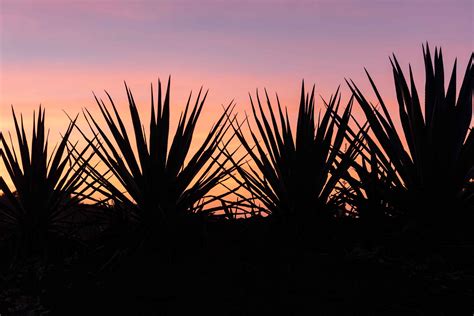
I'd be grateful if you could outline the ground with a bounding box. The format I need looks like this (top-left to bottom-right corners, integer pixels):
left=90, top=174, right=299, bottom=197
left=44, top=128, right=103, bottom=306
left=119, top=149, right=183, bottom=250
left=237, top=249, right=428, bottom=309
left=1, top=218, right=473, bottom=315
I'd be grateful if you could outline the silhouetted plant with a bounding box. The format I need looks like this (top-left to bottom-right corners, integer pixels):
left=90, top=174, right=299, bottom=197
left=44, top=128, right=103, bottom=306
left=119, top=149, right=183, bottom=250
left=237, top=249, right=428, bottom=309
left=79, top=78, right=236, bottom=242
left=333, top=115, right=403, bottom=223
left=225, top=83, right=360, bottom=225
left=0, top=107, right=95, bottom=260
left=346, top=45, right=473, bottom=227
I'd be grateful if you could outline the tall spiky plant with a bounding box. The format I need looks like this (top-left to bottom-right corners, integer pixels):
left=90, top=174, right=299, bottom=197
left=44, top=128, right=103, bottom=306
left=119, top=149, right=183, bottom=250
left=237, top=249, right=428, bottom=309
left=346, top=45, right=473, bottom=227
left=0, top=107, right=95, bottom=260
left=80, top=78, right=235, bottom=241
left=225, top=83, right=360, bottom=225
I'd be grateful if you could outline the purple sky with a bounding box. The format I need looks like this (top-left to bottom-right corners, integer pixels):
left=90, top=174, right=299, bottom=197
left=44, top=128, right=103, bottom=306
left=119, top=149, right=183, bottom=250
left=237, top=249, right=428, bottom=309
left=0, top=0, right=472, bottom=137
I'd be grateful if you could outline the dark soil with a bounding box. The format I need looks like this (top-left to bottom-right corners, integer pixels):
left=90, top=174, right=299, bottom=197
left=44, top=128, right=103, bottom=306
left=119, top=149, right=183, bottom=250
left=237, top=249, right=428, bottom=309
left=1, top=217, right=473, bottom=315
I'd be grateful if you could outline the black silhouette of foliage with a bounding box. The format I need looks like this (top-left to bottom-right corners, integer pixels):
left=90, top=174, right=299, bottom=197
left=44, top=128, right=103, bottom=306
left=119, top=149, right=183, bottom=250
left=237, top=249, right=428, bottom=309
left=226, top=83, right=360, bottom=222
left=332, top=113, right=403, bottom=222
left=0, top=107, right=95, bottom=259
left=80, top=78, right=235, bottom=238
left=351, top=141, right=402, bottom=221
left=346, top=45, right=473, bottom=224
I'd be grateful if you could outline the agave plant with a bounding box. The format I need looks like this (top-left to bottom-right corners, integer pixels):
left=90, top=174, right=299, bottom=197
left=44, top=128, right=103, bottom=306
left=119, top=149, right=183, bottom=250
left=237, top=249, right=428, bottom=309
left=79, top=78, right=236, bottom=241
left=0, top=107, right=95, bottom=260
left=332, top=113, right=403, bottom=223
left=346, top=45, right=473, bottom=226
left=224, top=83, right=360, bottom=225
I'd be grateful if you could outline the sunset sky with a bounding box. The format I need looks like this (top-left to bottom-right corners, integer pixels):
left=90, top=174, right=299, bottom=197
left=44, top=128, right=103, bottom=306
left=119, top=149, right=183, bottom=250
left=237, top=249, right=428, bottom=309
left=0, top=0, right=472, bottom=165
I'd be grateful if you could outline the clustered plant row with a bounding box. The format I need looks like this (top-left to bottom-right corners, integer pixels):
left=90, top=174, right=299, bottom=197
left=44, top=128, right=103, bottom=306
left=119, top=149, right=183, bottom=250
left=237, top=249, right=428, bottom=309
left=0, top=45, right=472, bottom=261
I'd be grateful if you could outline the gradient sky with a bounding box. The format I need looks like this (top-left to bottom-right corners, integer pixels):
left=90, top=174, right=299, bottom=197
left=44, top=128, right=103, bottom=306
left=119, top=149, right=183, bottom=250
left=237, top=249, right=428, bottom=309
left=0, top=0, right=473, bottom=184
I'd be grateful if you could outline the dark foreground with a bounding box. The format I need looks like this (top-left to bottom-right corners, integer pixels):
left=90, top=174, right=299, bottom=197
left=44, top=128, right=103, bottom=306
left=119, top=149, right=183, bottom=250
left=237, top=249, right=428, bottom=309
left=1, top=216, right=473, bottom=315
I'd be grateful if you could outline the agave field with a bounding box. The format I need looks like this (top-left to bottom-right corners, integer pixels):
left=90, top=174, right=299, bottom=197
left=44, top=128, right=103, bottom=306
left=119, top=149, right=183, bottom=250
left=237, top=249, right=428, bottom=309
left=0, top=46, right=473, bottom=314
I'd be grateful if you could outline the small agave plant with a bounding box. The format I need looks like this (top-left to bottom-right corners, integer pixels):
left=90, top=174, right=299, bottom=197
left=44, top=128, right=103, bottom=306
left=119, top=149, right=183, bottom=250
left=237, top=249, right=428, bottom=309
left=0, top=107, right=95, bottom=261
left=346, top=45, right=473, bottom=228
left=224, top=83, right=361, bottom=230
left=79, top=78, right=236, bottom=243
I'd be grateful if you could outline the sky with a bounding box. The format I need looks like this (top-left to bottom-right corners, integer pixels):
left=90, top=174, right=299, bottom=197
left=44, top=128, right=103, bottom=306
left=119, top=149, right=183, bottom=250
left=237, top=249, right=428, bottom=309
left=0, top=0, right=473, bottom=191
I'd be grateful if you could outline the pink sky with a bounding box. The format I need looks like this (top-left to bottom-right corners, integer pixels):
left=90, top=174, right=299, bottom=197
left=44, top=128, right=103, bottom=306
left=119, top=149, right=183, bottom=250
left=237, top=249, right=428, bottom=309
left=0, top=0, right=473, bottom=190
